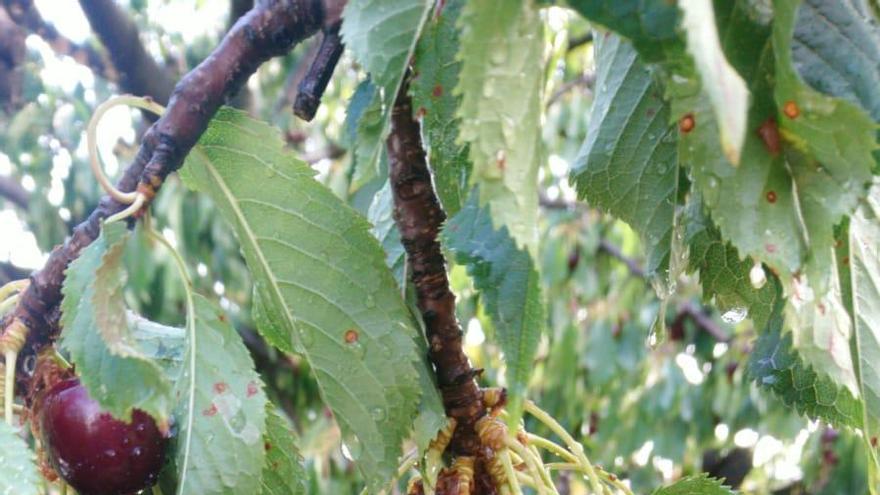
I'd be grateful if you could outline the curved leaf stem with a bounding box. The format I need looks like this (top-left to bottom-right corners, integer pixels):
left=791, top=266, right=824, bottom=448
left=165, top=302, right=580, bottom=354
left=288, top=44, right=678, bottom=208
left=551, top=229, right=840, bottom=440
left=87, top=95, right=165, bottom=204
left=500, top=448, right=523, bottom=495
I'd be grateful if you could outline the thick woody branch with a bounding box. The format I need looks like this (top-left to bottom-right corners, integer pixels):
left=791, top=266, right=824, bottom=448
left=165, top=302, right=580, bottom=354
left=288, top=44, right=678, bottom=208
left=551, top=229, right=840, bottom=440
left=78, top=0, right=175, bottom=106
left=137, top=0, right=332, bottom=192
left=2, top=0, right=114, bottom=81
left=387, top=82, right=484, bottom=456
left=4, top=0, right=333, bottom=387
left=293, top=22, right=343, bottom=121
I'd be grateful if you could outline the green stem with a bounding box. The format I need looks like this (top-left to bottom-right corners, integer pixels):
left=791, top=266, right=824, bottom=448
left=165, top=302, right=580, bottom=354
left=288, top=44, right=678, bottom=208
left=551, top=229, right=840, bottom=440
left=0, top=294, right=19, bottom=319
left=523, top=401, right=609, bottom=495
left=506, top=437, right=556, bottom=495
left=500, top=448, right=523, bottom=495
left=0, top=279, right=28, bottom=302
left=527, top=433, right=579, bottom=465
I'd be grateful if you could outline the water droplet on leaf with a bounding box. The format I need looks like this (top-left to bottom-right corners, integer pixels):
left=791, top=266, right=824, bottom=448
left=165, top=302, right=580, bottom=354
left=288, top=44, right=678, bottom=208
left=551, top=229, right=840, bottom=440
left=720, top=306, right=748, bottom=324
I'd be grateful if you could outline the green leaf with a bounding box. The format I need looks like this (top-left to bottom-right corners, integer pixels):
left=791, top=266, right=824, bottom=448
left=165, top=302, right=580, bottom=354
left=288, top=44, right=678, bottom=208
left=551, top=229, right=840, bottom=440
left=685, top=196, right=780, bottom=332
left=653, top=473, right=735, bottom=495
left=849, top=185, right=880, bottom=431
left=456, top=0, right=543, bottom=254
left=782, top=258, right=860, bottom=399
left=411, top=0, right=471, bottom=215
left=179, top=108, right=443, bottom=490
left=260, top=406, right=307, bottom=495
left=341, top=0, right=432, bottom=181
left=347, top=82, right=385, bottom=189
left=0, top=423, right=40, bottom=495
left=60, top=222, right=173, bottom=423
left=748, top=303, right=863, bottom=428
left=565, top=0, right=683, bottom=64
left=570, top=33, right=678, bottom=278
left=791, top=0, right=880, bottom=121
left=677, top=0, right=874, bottom=298
left=444, top=194, right=544, bottom=424
left=679, top=0, right=748, bottom=164
left=367, top=180, right=406, bottom=287
left=170, top=294, right=267, bottom=495
left=773, top=0, right=877, bottom=285
left=128, top=312, right=185, bottom=378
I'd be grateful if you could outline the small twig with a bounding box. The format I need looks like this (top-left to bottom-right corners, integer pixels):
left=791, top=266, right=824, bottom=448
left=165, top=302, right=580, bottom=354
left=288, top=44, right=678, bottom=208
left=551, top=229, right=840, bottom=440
left=546, top=72, right=595, bottom=108
left=676, top=302, right=730, bottom=342
left=597, top=239, right=645, bottom=279
left=293, top=22, right=344, bottom=121
left=0, top=176, right=28, bottom=209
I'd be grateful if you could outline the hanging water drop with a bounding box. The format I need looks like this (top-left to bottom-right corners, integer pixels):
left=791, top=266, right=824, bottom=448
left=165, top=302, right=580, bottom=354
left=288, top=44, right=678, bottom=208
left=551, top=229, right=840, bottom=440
left=720, top=306, right=748, bottom=324
left=750, top=261, right=767, bottom=289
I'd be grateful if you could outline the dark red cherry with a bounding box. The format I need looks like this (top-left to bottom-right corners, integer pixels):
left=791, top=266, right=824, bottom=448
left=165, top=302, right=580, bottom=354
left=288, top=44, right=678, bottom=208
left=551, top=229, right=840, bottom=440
left=39, top=378, right=167, bottom=495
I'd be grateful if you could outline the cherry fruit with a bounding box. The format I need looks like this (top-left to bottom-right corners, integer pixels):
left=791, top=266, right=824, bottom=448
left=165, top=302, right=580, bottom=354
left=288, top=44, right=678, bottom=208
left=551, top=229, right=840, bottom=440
left=39, top=378, right=167, bottom=495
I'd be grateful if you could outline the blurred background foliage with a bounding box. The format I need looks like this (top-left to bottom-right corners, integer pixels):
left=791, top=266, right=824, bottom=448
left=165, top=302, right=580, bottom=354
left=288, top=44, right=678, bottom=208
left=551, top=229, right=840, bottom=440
left=0, top=1, right=863, bottom=493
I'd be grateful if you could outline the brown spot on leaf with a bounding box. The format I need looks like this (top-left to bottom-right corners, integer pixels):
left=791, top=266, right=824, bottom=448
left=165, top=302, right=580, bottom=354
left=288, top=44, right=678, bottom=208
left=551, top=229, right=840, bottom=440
left=679, top=113, right=695, bottom=133
left=495, top=150, right=506, bottom=171
left=344, top=329, right=359, bottom=344
left=247, top=381, right=259, bottom=397
left=264, top=441, right=272, bottom=451
left=213, top=382, right=228, bottom=394
left=757, top=118, right=781, bottom=156
left=432, top=84, right=443, bottom=98
left=766, top=190, right=777, bottom=203
left=202, top=404, right=218, bottom=417
left=765, top=243, right=777, bottom=253
left=783, top=100, right=800, bottom=119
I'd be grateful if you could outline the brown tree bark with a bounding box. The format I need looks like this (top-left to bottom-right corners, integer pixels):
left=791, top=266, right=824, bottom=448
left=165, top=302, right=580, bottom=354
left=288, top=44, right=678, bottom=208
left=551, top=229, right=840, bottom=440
left=387, top=81, right=485, bottom=456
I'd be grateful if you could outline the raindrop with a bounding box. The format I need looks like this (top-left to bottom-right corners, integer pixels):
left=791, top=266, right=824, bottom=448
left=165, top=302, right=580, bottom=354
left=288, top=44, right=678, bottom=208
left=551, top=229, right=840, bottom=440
left=299, top=327, right=316, bottom=348
left=341, top=434, right=362, bottom=461
left=646, top=301, right=667, bottom=349
left=720, top=307, right=748, bottom=324
left=750, top=262, right=767, bottom=289
left=370, top=407, right=387, bottom=421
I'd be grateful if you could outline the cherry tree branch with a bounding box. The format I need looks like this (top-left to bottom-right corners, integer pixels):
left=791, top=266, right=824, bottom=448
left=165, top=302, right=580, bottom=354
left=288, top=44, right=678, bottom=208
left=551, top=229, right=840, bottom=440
left=387, top=80, right=485, bottom=456
left=2, top=0, right=115, bottom=81
left=3, top=0, right=338, bottom=386
left=77, top=0, right=175, bottom=106
left=293, top=22, right=343, bottom=121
